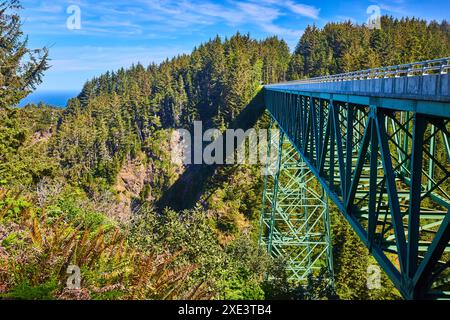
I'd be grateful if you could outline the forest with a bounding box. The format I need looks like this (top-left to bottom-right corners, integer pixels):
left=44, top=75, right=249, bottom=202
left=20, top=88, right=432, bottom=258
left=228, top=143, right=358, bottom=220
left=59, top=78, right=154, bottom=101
left=0, top=0, right=449, bottom=300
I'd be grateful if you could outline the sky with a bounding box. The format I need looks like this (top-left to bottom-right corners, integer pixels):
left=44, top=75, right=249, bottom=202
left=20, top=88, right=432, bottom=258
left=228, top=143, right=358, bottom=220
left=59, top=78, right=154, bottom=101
left=18, top=0, right=449, bottom=93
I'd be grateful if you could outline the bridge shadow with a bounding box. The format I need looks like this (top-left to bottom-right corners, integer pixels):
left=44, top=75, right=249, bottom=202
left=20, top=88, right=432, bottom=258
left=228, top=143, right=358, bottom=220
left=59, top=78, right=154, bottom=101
left=156, top=90, right=265, bottom=211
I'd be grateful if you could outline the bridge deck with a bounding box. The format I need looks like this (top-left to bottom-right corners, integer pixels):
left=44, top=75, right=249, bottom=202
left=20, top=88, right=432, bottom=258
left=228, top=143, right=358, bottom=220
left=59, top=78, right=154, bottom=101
left=266, top=58, right=450, bottom=117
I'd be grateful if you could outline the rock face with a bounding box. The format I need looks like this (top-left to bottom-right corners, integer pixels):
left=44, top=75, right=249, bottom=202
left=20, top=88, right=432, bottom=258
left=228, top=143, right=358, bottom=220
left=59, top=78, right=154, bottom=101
left=111, top=130, right=186, bottom=222
left=113, top=157, right=153, bottom=222
left=30, top=129, right=53, bottom=146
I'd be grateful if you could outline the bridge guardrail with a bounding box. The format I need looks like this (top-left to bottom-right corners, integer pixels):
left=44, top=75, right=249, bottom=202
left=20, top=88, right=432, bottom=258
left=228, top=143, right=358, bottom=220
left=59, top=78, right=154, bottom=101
left=270, top=57, right=450, bottom=85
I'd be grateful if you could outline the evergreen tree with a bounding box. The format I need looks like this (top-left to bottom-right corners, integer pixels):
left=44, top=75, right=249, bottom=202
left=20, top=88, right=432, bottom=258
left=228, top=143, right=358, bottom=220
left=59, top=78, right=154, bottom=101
left=288, top=16, right=450, bottom=80
left=0, top=0, right=49, bottom=109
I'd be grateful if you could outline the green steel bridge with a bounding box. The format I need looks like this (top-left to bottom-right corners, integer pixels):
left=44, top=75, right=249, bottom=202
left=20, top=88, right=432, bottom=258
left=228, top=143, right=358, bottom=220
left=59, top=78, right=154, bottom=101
left=259, top=58, right=450, bottom=300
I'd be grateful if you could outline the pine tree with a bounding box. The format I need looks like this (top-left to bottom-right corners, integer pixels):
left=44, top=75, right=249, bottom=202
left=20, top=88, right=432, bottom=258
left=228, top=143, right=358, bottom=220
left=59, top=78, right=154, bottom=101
left=0, top=0, right=49, bottom=109
left=287, top=54, right=304, bottom=80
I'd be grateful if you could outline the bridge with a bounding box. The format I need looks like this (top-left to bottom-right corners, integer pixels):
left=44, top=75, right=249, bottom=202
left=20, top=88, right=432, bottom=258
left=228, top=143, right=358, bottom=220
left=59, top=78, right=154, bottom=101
left=259, top=58, right=450, bottom=300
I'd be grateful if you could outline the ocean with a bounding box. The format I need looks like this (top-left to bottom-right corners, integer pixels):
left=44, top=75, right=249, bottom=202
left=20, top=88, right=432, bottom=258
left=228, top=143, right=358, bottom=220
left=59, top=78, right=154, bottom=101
left=19, top=90, right=80, bottom=108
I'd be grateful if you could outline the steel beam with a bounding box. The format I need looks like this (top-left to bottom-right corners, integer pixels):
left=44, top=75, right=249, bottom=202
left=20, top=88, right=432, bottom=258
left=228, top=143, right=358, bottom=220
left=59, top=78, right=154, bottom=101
left=263, top=85, right=450, bottom=300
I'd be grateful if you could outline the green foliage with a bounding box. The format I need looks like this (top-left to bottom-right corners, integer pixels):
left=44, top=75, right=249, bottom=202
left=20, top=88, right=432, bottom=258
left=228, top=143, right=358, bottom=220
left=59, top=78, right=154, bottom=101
left=46, top=189, right=109, bottom=229
left=4, top=278, right=58, bottom=300
left=0, top=189, right=213, bottom=300
left=2, top=3, right=445, bottom=300
left=1, top=231, right=24, bottom=248
left=220, top=236, right=270, bottom=300
left=0, top=105, right=61, bottom=186
left=0, top=189, right=30, bottom=220
left=288, top=17, right=450, bottom=79
left=260, top=36, right=291, bottom=83
left=331, top=210, right=401, bottom=300
left=130, top=205, right=273, bottom=299
left=0, top=0, right=49, bottom=109
left=0, top=17, right=290, bottom=299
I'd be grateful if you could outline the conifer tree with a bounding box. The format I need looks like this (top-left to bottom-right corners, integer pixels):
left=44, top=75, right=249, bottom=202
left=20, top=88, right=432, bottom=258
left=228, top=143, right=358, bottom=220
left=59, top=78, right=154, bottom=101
left=0, top=0, right=49, bottom=109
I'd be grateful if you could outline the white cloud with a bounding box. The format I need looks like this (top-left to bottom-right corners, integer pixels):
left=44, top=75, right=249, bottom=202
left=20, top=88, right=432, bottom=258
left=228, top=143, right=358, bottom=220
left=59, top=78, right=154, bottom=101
left=284, top=1, right=320, bottom=19
left=378, top=3, right=409, bottom=15
left=254, top=0, right=320, bottom=19
left=34, top=1, right=64, bottom=14
left=48, top=45, right=190, bottom=72
left=20, top=0, right=321, bottom=90
left=22, top=0, right=319, bottom=39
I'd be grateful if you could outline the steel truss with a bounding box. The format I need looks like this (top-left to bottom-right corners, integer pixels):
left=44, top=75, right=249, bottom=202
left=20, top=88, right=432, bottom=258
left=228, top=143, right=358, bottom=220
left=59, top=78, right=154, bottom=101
left=264, top=89, right=450, bottom=299
left=259, top=120, right=334, bottom=286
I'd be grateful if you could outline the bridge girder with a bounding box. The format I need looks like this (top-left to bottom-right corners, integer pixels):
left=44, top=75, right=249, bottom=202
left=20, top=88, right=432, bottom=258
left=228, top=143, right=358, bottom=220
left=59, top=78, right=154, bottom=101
left=264, top=88, right=450, bottom=300
left=259, top=124, right=334, bottom=286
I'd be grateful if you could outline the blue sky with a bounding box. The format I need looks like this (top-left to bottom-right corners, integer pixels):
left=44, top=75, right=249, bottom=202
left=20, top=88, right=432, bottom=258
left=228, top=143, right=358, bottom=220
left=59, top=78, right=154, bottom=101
left=19, top=0, right=448, bottom=92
